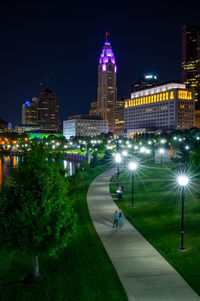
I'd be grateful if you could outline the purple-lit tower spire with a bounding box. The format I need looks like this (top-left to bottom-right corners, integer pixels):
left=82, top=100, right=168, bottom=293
left=97, top=33, right=117, bottom=132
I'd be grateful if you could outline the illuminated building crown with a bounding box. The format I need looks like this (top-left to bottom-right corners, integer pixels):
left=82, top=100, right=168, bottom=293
left=99, top=33, right=117, bottom=73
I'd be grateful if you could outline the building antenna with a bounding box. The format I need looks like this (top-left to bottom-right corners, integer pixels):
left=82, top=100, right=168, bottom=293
left=105, top=32, right=109, bottom=42
left=46, top=77, right=50, bottom=87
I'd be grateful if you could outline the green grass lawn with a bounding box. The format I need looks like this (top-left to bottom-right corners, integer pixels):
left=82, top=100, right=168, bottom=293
left=0, top=165, right=128, bottom=301
left=110, top=163, right=200, bottom=296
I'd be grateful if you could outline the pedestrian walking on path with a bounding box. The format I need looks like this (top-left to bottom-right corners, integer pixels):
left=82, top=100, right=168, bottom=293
left=113, top=210, right=119, bottom=228
left=118, top=210, right=123, bottom=227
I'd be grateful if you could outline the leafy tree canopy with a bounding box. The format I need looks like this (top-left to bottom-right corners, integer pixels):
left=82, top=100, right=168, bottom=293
left=0, top=142, right=77, bottom=257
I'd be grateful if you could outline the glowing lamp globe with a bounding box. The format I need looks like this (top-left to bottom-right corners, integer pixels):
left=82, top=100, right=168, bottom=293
left=177, top=176, right=189, bottom=186
left=122, top=150, right=128, bottom=156
left=140, top=147, right=146, bottom=153
left=129, top=162, right=137, bottom=171
left=115, top=153, right=122, bottom=163
left=159, top=148, right=165, bottom=154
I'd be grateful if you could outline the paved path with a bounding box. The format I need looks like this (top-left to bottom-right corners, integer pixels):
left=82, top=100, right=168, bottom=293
left=87, top=168, right=200, bottom=301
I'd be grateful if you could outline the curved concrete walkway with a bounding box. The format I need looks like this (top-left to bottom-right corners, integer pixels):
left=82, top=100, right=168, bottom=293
left=87, top=168, right=200, bottom=301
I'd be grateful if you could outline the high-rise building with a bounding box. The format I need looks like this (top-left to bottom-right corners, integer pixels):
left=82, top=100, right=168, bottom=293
left=89, top=100, right=98, bottom=117
left=114, top=100, right=124, bottom=134
left=37, top=88, right=59, bottom=131
left=182, top=25, right=200, bottom=109
left=131, top=74, right=158, bottom=93
left=89, top=33, right=117, bottom=132
left=0, top=118, right=9, bottom=133
left=21, top=88, right=59, bottom=132
left=22, top=97, right=38, bottom=125
left=124, top=82, right=195, bottom=136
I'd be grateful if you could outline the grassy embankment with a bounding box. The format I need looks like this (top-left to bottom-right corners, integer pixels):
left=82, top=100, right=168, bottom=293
left=110, top=162, right=200, bottom=295
left=0, top=164, right=128, bottom=301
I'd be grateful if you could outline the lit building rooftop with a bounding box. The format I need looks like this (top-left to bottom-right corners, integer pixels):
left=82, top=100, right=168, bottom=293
left=131, top=81, right=186, bottom=99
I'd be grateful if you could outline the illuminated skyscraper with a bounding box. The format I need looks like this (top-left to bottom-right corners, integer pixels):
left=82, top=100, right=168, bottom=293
left=22, top=97, right=38, bottom=125
left=182, top=25, right=200, bottom=109
left=21, top=89, right=59, bottom=132
left=90, top=33, right=117, bottom=132
left=37, top=88, right=59, bottom=131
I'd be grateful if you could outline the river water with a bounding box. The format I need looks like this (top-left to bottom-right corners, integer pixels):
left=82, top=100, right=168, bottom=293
left=0, top=155, right=76, bottom=187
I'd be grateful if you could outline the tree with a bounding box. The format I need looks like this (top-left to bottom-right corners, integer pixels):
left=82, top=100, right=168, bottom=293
left=90, top=152, right=99, bottom=168
left=0, top=142, right=77, bottom=278
left=189, top=145, right=200, bottom=169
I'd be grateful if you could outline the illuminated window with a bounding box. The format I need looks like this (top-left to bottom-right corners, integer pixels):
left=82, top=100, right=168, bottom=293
left=154, top=95, right=156, bottom=102
left=166, top=92, right=169, bottom=100
left=134, top=99, right=136, bottom=106
left=136, top=99, right=138, bottom=105
left=170, top=91, right=174, bottom=99
left=131, top=99, right=133, bottom=107
left=163, top=93, right=165, bottom=101
left=157, top=94, right=159, bottom=101
left=151, top=95, right=153, bottom=103
left=138, top=99, right=141, bottom=105
left=125, top=101, right=128, bottom=108
left=160, top=93, right=162, bottom=101
left=129, top=100, right=131, bottom=106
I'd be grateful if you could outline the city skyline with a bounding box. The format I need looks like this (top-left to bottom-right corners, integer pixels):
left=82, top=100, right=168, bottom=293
left=1, top=1, right=200, bottom=126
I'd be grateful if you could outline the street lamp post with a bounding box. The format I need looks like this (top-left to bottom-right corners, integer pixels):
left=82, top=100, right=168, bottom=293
left=122, top=150, right=128, bottom=168
left=159, top=148, right=165, bottom=168
left=115, top=153, right=122, bottom=187
left=177, top=175, right=189, bottom=251
left=129, top=161, right=137, bottom=208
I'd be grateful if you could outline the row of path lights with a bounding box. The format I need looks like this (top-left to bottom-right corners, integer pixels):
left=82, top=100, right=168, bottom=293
left=114, top=153, right=190, bottom=251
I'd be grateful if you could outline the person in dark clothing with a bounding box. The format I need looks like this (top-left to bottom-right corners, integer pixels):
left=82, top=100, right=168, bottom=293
left=113, top=211, right=119, bottom=228
left=118, top=210, right=124, bottom=227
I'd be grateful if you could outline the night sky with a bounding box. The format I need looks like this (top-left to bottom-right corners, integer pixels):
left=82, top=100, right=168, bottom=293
left=1, top=1, right=200, bottom=126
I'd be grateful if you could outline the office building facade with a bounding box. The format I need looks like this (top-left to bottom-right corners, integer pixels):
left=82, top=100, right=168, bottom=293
left=21, top=88, right=59, bottom=132
left=37, top=88, right=59, bottom=131
left=22, top=97, right=38, bottom=125
left=63, top=115, right=108, bottom=140
left=114, top=100, right=124, bottom=134
left=124, top=82, right=195, bottom=137
left=182, top=25, right=200, bottom=108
